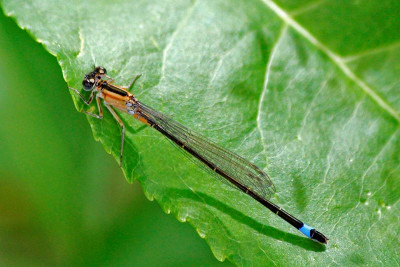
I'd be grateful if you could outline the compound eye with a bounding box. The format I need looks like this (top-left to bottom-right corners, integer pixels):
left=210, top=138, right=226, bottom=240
left=95, top=66, right=107, bottom=75
left=82, top=77, right=95, bottom=91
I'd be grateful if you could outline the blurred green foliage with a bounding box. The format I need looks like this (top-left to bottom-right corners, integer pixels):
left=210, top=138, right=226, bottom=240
left=0, top=10, right=230, bottom=266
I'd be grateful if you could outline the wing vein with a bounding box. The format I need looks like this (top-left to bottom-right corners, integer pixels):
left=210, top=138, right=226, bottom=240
left=137, top=101, right=276, bottom=199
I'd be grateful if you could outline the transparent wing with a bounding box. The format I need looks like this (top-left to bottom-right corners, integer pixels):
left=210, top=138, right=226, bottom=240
left=137, top=101, right=275, bottom=199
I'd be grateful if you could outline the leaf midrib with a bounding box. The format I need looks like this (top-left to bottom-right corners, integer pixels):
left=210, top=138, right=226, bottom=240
left=260, top=0, right=400, bottom=123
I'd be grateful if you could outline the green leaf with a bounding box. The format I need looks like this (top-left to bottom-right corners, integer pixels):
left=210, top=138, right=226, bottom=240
left=2, top=0, right=399, bottom=265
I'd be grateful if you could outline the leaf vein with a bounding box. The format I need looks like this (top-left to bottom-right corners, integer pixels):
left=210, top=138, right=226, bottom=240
left=297, top=80, right=327, bottom=140
left=343, top=41, right=400, bottom=62
left=357, top=126, right=399, bottom=200
left=289, top=0, right=326, bottom=16
left=260, top=0, right=400, bottom=123
left=159, top=0, right=198, bottom=85
left=256, top=25, right=288, bottom=168
left=208, top=30, right=257, bottom=88
left=331, top=126, right=399, bottom=233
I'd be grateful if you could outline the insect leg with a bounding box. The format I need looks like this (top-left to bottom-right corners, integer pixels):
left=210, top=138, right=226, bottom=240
left=69, top=88, right=103, bottom=119
left=104, top=103, right=125, bottom=166
left=83, top=94, right=103, bottom=119
left=123, top=74, right=142, bottom=91
left=69, top=87, right=95, bottom=105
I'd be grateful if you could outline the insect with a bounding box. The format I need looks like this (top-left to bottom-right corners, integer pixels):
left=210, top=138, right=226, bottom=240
left=69, top=66, right=328, bottom=244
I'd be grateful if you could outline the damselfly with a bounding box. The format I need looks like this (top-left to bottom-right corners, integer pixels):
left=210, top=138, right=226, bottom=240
left=69, top=66, right=328, bottom=244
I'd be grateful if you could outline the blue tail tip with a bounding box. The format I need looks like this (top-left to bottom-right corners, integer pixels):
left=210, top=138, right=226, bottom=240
left=299, top=223, right=313, bottom=238
left=299, top=223, right=329, bottom=244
